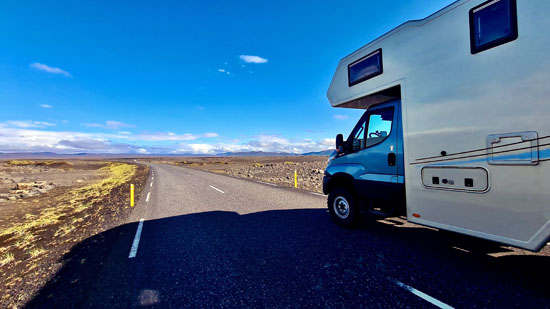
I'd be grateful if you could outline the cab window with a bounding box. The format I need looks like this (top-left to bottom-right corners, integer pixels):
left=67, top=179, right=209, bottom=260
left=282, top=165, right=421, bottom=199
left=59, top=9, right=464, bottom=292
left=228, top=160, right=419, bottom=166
left=366, top=108, right=393, bottom=147
left=350, top=108, right=393, bottom=152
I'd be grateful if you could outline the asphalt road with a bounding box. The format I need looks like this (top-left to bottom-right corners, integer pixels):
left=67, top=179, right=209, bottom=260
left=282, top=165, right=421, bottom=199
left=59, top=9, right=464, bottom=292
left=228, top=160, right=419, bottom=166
left=28, top=163, right=550, bottom=308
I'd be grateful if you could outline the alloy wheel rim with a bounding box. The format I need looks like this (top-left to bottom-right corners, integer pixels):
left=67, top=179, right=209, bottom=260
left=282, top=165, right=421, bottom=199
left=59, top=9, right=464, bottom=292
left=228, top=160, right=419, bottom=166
left=333, top=196, right=350, bottom=219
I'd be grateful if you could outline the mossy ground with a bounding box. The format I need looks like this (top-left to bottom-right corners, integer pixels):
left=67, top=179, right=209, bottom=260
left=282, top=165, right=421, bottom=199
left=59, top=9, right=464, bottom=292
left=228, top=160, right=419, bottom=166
left=0, top=161, right=148, bottom=308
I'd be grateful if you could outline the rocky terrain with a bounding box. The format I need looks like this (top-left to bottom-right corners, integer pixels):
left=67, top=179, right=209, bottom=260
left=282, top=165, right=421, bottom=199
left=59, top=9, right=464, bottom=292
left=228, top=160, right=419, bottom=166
left=221, top=161, right=325, bottom=192
left=0, top=160, right=99, bottom=203
left=0, top=181, right=57, bottom=202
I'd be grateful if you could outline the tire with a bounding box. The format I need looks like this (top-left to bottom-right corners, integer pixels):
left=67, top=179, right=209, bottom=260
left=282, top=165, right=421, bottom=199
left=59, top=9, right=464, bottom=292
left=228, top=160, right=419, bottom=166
left=327, top=187, right=359, bottom=228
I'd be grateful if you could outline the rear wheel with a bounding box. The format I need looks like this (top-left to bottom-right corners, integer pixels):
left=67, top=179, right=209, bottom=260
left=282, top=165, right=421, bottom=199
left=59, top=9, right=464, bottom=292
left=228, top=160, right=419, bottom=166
left=327, top=187, right=359, bottom=228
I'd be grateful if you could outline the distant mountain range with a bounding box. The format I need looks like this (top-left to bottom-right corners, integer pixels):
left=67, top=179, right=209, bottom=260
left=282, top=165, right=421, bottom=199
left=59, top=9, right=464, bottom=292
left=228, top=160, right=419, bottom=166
left=217, top=151, right=297, bottom=157
left=217, top=150, right=333, bottom=156
left=301, top=149, right=334, bottom=156
left=0, top=150, right=334, bottom=159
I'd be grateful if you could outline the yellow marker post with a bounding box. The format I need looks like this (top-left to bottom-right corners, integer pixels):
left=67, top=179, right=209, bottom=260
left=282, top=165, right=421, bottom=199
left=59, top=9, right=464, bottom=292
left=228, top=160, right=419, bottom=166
left=294, top=169, right=298, bottom=188
left=130, top=184, right=135, bottom=207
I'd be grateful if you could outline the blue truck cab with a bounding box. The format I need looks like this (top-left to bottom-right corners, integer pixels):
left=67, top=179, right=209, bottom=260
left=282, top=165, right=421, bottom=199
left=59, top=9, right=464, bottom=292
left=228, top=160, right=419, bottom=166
left=323, top=99, right=405, bottom=227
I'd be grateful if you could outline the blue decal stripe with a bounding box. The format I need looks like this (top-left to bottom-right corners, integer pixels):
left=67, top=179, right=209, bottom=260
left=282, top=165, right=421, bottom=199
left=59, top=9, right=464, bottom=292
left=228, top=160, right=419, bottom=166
left=416, top=149, right=550, bottom=166
left=415, top=135, right=550, bottom=162
left=411, top=142, right=550, bottom=165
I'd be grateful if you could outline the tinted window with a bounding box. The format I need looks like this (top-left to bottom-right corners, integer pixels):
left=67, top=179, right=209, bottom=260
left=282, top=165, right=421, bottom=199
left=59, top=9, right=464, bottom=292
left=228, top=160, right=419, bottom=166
left=349, top=107, right=393, bottom=152
left=348, top=49, right=383, bottom=86
left=366, top=108, right=393, bottom=147
left=470, top=0, right=518, bottom=54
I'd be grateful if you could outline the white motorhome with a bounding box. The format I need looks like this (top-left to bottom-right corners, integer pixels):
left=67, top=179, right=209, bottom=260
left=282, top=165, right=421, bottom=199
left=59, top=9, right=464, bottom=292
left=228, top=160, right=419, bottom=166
left=323, top=0, right=550, bottom=251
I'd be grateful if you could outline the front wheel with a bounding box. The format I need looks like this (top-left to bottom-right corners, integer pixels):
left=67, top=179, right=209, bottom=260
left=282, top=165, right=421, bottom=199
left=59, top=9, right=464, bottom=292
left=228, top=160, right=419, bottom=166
left=327, top=187, right=359, bottom=228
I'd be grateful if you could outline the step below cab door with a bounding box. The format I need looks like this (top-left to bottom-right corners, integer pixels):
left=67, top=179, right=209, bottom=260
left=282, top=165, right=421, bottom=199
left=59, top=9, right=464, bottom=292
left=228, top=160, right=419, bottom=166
left=344, top=100, right=403, bottom=200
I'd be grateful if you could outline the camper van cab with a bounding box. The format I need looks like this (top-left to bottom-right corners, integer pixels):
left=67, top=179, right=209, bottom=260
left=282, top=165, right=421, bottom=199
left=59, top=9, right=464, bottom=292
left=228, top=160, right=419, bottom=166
left=323, top=0, right=550, bottom=251
left=323, top=99, right=406, bottom=226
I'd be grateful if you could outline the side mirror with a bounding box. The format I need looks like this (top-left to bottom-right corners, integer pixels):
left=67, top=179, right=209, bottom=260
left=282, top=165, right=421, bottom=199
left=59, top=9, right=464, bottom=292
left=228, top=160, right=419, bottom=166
left=336, top=134, right=344, bottom=152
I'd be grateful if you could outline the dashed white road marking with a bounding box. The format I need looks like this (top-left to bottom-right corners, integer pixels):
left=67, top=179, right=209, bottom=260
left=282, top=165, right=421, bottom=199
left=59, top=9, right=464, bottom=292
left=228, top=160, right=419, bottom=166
left=146, top=192, right=151, bottom=202
left=150, top=182, right=153, bottom=187
left=209, top=185, right=225, bottom=194
left=394, top=279, right=454, bottom=309
left=128, top=218, right=144, bottom=258
left=310, top=192, right=325, bottom=197
left=257, top=181, right=277, bottom=187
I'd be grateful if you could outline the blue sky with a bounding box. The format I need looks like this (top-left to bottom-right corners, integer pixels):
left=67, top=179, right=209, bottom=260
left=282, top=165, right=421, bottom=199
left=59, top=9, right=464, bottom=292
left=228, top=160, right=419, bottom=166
left=0, top=0, right=454, bottom=154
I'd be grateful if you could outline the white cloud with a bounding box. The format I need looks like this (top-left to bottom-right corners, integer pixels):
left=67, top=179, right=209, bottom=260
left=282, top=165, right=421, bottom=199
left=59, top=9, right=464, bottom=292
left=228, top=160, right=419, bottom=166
left=245, top=134, right=334, bottom=153
left=2, top=120, right=55, bottom=128
left=218, top=68, right=231, bottom=75
left=58, top=138, right=111, bottom=150
left=84, top=120, right=135, bottom=130
left=40, top=104, right=53, bottom=109
left=177, top=143, right=217, bottom=154
left=30, top=62, right=71, bottom=77
left=35, top=121, right=55, bottom=127
left=333, top=114, right=349, bottom=120
left=175, top=134, right=333, bottom=155
left=105, top=120, right=135, bottom=129
left=135, top=132, right=218, bottom=142
left=0, top=127, right=99, bottom=153
left=0, top=125, right=160, bottom=154
left=321, top=138, right=334, bottom=147
left=0, top=121, right=331, bottom=155
left=239, top=55, right=268, bottom=64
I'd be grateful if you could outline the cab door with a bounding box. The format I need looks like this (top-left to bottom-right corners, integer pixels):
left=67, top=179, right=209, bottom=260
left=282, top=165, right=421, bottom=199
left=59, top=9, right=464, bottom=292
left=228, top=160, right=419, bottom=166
left=345, top=100, right=401, bottom=199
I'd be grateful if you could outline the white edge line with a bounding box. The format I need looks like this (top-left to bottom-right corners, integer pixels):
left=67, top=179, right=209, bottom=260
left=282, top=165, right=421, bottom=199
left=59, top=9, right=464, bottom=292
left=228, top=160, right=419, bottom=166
left=146, top=192, right=151, bottom=202
left=310, top=192, right=325, bottom=197
left=394, top=280, right=454, bottom=309
left=257, top=181, right=277, bottom=187
left=209, top=185, right=225, bottom=194
left=128, top=218, right=145, bottom=258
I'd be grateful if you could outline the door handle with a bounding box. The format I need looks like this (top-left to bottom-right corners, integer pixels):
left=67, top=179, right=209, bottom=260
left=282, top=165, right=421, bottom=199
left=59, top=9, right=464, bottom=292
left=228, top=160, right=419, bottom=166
left=388, top=153, right=396, bottom=166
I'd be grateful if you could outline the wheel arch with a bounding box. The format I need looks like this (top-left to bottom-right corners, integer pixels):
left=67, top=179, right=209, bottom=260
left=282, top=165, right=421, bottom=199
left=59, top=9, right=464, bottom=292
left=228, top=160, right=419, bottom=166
left=324, top=172, right=357, bottom=196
